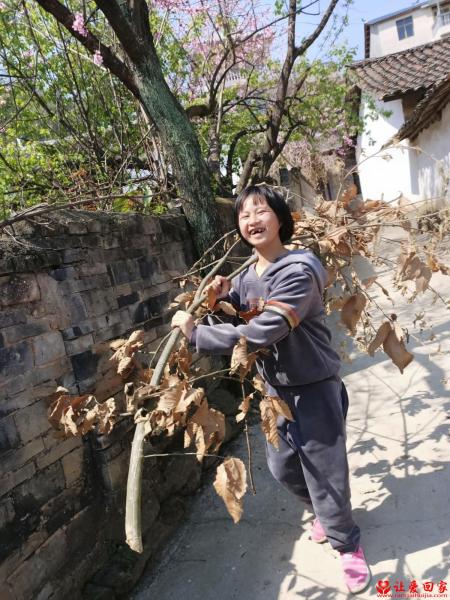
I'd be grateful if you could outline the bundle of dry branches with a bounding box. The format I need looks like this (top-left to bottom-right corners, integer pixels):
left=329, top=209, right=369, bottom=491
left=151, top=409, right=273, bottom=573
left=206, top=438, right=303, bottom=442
left=46, top=185, right=449, bottom=552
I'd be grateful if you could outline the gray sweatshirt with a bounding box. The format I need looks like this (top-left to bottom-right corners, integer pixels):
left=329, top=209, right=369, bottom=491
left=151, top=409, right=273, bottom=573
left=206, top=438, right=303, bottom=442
left=189, top=249, right=341, bottom=387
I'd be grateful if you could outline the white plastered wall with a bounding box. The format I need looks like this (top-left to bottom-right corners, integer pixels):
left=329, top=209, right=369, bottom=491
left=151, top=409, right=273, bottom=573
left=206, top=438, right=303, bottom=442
left=413, top=101, right=450, bottom=205
left=357, top=97, right=418, bottom=202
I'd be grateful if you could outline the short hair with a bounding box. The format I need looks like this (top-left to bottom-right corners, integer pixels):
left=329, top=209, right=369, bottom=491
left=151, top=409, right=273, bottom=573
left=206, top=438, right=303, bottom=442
left=234, top=184, right=294, bottom=248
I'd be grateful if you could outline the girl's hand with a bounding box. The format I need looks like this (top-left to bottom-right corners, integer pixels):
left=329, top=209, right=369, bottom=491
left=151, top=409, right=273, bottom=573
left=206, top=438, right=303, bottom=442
left=171, top=310, right=194, bottom=339
left=207, top=275, right=231, bottom=300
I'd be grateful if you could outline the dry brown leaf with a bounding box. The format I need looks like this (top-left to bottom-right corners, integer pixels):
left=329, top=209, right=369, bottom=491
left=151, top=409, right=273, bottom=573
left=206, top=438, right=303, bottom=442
left=340, top=183, right=357, bottom=208
left=206, top=285, right=217, bottom=310
left=291, top=211, right=303, bottom=221
left=174, top=291, right=195, bottom=305
left=325, top=266, right=337, bottom=288
left=110, top=329, right=144, bottom=365
left=260, top=397, right=279, bottom=448
left=48, top=387, right=116, bottom=437
left=168, top=337, right=192, bottom=377
left=214, top=301, right=237, bottom=316
left=383, top=329, right=414, bottom=374
left=397, top=249, right=432, bottom=293
left=368, top=321, right=392, bottom=356
left=361, top=276, right=377, bottom=289
left=329, top=296, right=349, bottom=311
left=236, top=392, right=254, bottom=423
left=252, top=374, right=267, bottom=395
left=318, top=239, right=333, bottom=254
left=317, top=200, right=339, bottom=219
left=157, top=375, right=185, bottom=414
left=341, top=293, right=367, bottom=335
left=427, top=254, right=449, bottom=275
left=230, top=337, right=257, bottom=381
left=213, top=458, right=247, bottom=524
left=185, top=400, right=226, bottom=460
left=325, top=225, right=348, bottom=245
left=91, top=398, right=118, bottom=435
left=110, top=339, right=126, bottom=351
left=270, top=396, right=294, bottom=421
left=176, top=386, right=205, bottom=415
left=117, top=356, right=135, bottom=378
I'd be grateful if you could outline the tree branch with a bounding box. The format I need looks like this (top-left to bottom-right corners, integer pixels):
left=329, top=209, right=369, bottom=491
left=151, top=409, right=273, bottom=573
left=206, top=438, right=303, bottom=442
left=33, top=0, right=140, bottom=99
left=294, top=0, right=340, bottom=58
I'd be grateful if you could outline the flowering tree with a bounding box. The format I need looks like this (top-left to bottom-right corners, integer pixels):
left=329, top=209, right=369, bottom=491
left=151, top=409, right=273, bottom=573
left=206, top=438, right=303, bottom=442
left=0, top=0, right=351, bottom=253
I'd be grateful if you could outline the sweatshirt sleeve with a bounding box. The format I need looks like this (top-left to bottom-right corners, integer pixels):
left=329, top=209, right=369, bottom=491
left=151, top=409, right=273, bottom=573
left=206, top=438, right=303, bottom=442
left=191, top=266, right=316, bottom=355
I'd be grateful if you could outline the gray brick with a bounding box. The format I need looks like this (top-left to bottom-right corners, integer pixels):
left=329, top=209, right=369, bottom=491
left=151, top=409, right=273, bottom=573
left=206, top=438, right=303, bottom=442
left=117, top=291, right=139, bottom=308
left=7, top=528, right=67, bottom=600
left=0, top=497, right=15, bottom=528
left=80, top=289, right=117, bottom=317
left=0, top=415, right=20, bottom=452
left=64, top=334, right=94, bottom=356
left=67, top=293, right=88, bottom=322
left=93, top=322, right=132, bottom=344
left=70, top=350, right=100, bottom=382
left=12, top=461, right=65, bottom=508
left=63, top=248, right=86, bottom=263
left=0, top=309, right=26, bottom=329
left=2, top=321, right=50, bottom=345
left=61, top=446, right=85, bottom=486
left=67, top=220, right=88, bottom=235
left=85, top=219, right=102, bottom=233
left=141, top=216, right=161, bottom=235
left=108, top=259, right=141, bottom=285
left=36, top=436, right=81, bottom=471
left=0, top=341, right=33, bottom=379
left=14, top=400, right=51, bottom=444
left=0, top=461, right=36, bottom=496
left=48, top=266, right=77, bottom=281
left=100, top=448, right=129, bottom=491
left=61, top=322, right=97, bottom=340
left=32, top=332, right=65, bottom=367
left=0, top=438, right=44, bottom=477
left=0, top=274, right=40, bottom=308
left=31, top=357, right=71, bottom=387
left=0, top=388, right=35, bottom=419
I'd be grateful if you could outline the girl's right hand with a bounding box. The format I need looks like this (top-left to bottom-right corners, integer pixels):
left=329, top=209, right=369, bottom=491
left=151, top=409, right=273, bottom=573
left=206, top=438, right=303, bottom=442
left=208, top=275, right=231, bottom=299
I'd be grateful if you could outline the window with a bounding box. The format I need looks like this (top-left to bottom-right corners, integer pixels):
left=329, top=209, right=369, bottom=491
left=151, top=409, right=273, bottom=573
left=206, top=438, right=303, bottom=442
left=396, top=16, right=414, bottom=40
left=440, top=10, right=450, bottom=26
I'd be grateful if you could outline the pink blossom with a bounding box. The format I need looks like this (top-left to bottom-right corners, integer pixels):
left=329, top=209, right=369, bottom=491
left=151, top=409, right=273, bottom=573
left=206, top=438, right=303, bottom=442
left=93, top=50, right=103, bottom=66
left=23, top=49, right=34, bottom=58
left=0, top=2, right=6, bottom=9
left=343, top=135, right=354, bottom=147
left=72, top=12, right=88, bottom=37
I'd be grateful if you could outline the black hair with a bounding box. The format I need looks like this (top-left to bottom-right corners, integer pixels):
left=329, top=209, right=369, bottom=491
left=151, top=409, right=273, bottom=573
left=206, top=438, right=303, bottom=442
left=234, top=184, right=294, bottom=248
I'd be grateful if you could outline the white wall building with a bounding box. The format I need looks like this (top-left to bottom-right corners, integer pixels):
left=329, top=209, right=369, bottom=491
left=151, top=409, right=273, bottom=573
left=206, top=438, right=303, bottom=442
left=351, top=16, right=450, bottom=206
left=365, top=1, right=450, bottom=58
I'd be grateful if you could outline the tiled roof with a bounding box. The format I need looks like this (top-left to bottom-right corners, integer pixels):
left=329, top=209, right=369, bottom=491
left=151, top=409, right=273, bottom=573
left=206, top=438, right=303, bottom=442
left=349, top=37, right=450, bottom=100
left=392, top=74, right=450, bottom=141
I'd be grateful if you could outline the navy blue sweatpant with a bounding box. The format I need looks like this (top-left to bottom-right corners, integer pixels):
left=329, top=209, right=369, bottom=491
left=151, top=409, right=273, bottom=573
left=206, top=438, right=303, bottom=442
left=264, top=374, right=360, bottom=553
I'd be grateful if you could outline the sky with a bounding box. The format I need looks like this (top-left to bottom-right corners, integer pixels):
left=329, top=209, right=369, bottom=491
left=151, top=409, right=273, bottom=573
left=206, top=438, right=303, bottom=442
left=268, top=0, right=424, bottom=61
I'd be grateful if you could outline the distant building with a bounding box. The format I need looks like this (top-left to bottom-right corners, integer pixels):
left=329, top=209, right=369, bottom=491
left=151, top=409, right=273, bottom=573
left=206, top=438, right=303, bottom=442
left=350, top=4, right=450, bottom=206
left=365, top=0, right=450, bottom=58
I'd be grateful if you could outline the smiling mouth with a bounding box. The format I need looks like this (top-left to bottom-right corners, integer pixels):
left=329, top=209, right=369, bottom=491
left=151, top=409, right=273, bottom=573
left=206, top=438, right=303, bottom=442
left=249, top=228, right=265, bottom=235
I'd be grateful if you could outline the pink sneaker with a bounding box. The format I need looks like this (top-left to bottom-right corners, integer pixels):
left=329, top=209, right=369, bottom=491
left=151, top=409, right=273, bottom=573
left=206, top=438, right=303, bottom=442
left=340, top=545, right=372, bottom=594
left=309, top=517, right=327, bottom=543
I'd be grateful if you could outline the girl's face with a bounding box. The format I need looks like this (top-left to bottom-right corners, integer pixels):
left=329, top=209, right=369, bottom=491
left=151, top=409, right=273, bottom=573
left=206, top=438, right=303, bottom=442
left=238, top=194, right=282, bottom=249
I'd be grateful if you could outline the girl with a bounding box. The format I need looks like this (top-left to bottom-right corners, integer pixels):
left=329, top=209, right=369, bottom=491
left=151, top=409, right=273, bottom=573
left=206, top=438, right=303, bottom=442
left=171, top=185, right=371, bottom=594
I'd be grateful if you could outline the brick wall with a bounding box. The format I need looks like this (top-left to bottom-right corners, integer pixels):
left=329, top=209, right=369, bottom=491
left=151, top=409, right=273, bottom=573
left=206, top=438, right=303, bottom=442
left=0, top=207, right=242, bottom=599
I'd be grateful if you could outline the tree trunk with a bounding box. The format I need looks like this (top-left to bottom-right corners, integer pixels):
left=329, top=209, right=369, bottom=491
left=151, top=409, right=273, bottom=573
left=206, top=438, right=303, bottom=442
left=134, top=66, right=222, bottom=256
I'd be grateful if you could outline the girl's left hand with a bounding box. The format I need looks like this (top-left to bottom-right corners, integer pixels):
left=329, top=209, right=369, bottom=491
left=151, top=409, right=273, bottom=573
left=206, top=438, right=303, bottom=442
left=171, top=310, right=194, bottom=339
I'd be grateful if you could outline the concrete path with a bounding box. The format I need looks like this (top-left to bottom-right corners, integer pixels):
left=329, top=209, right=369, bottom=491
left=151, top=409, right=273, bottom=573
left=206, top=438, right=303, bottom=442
left=132, top=266, right=450, bottom=599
